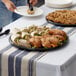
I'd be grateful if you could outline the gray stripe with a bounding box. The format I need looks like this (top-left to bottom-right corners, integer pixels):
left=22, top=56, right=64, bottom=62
left=58, top=27, right=64, bottom=30
left=0, top=45, right=12, bottom=76
left=0, top=45, right=12, bottom=53
left=28, top=52, right=44, bottom=76
left=42, top=23, right=56, bottom=29
left=51, top=25, right=57, bottom=29
left=8, top=49, right=23, bottom=76
left=42, top=22, right=48, bottom=26
left=67, top=28, right=75, bottom=35
left=15, top=51, right=29, bottom=76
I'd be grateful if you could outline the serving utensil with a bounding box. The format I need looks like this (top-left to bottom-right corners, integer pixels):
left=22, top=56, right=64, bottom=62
left=27, top=0, right=34, bottom=11
left=0, top=27, right=2, bottom=32
left=0, top=29, right=10, bottom=36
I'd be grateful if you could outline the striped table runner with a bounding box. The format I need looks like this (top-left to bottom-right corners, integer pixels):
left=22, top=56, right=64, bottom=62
left=0, top=23, right=76, bottom=76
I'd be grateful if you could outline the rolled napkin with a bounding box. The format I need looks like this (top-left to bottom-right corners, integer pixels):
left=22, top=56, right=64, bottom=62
left=19, top=39, right=31, bottom=48
left=11, top=34, right=21, bottom=44
left=31, top=31, right=39, bottom=36
left=21, top=32, right=31, bottom=40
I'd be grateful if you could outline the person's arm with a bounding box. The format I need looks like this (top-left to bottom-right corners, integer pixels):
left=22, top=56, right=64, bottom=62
left=2, top=0, right=16, bottom=12
left=30, top=0, right=38, bottom=5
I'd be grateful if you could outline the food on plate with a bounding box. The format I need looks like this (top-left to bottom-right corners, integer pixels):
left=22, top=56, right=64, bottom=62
left=27, top=9, right=35, bottom=14
left=21, top=32, right=31, bottom=40
left=53, top=35, right=65, bottom=42
left=41, top=35, right=59, bottom=48
left=46, top=10, right=76, bottom=24
left=29, top=36, right=42, bottom=48
left=19, top=39, right=31, bottom=48
left=48, top=29, right=67, bottom=39
left=11, top=25, right=68, bottom=48
left=11, top=34, right=21, bottom=44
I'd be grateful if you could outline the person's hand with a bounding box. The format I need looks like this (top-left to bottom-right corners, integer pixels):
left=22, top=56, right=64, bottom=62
left=30, top=0, right=38, bottom=5
left=2, top=0, right=16, bottom=12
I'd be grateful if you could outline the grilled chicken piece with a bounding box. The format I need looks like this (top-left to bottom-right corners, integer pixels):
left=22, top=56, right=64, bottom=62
left=41, top=37, right=53, bottom=48
left=52, top=35, right=65, bottom=41
left=41, top=35, right=59, bottom=48
left=48, top=29, right=67, bottom=37
left=29, top=36, right=42, bottom=48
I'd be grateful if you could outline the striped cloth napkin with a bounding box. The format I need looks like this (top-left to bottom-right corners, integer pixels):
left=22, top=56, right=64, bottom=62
left=0, top=23, right=76, bottom=76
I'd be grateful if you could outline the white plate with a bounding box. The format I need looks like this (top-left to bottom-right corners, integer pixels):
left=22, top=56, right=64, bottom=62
left=45, top=0, right=73, bottom=8
left=14, top=6, right=43, bottom=17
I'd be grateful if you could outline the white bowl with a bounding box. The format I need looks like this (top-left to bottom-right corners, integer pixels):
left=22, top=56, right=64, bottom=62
left=45, top=0, right=73, bottom=8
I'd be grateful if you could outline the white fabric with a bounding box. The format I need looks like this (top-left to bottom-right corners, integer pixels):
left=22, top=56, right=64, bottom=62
left=0, top=0, right=76, bottom=76
left=36, top=38, right=76, bottom=76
